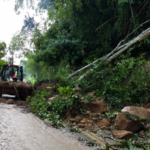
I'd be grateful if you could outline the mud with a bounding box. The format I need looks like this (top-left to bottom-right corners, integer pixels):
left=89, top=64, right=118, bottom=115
left=0, top=104, right=92, bottom=150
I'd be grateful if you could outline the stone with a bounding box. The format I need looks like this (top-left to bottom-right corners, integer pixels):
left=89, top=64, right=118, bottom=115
left=111, top=130, right=133, bottom=139
left=86, top=123, right=93, bottom=128
left=86, top=99, right=107, bottom=114
left=92, top=127, right=99, bottom=133
left=89, top=113, right=100, bottom=118
left=87, top=92, right=96, bottom=96
left=75, top=116, right=83, bottom=121
left=92, top=118, right=98, bottom=121
left=48, top=95, right=58, bottom=101
left=80, top=119, right=90, bottom=124
left=121, top=106, right=150, bottom=120
left=98, top=118, right=110, bottom=127
left=6, top=99, right=14, bottom=104
left=139, top=130, right=145, bottom=137
left=78, top=124, right=85, bottom=128
left=114, top=113, right=144, bottom=132
left=69, top=118, right=77, bottom=122
left=65, top=110, right=71, bottom=120
left=145, top=123, right=150, bottom=130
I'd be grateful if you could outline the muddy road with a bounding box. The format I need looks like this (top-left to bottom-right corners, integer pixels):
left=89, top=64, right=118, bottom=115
left=0, top=104, right=92, bottom=150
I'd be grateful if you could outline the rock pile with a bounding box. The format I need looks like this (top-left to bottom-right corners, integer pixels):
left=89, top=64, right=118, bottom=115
left=66, top=93, right=150, bottom=140
left=111, top=106, right=150, bottom=139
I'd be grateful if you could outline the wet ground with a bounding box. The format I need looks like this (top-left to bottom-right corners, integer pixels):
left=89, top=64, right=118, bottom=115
left=0, top=104, right=93, bottom=150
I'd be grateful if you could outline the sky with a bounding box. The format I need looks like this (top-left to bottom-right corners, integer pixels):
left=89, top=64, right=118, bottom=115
left=0, top=0, right=46, bottom=64
left=0, top=0, right=25, bottom=45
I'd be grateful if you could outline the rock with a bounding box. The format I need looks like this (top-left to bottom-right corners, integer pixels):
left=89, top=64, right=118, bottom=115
left=75, top=116, right=83, bottom=121
left=15, top=101, right=26, bottom=106
left=121, top=106, right=150, bottom=120
left=48, top=95, right=57, bottom=101
left=6, top=99, right=14, bottom=104
left=145, top=103, right=150, bottom=109
left=98, top=118, right=110, bottom=127
left=114, top=113, right=144, bottom=132
left=85, top=99, right=107, bottom=113
left=111, top=130, right=133, bottom=139
left=89, top=113, right=100, bottom=118
left=92, top=127, right=99, bottom=133
left=80, top=119, right=90, bottom=124
left=139, top=130, right=145, bottom=136
left=86, top=123, right=93, bottom=128
left=65, top=110, right=71, bottom=120
left=92, top=118, right=98, bottom=121
left=145, top=123, right=150, bottom=130
left=69, top=118, right=77, bottom=122
left=78, top=124, right=85, bottom=128
left=87, top=92, right=96, bottom=96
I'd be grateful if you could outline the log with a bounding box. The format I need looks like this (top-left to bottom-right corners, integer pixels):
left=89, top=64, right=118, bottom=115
left=68, top=22, right=150, bottom=81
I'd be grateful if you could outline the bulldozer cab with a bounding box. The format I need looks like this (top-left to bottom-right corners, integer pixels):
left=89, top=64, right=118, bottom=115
left=0, top=65, right=23, bottom=82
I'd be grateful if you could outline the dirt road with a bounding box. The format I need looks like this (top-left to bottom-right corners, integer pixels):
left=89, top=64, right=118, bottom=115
left=0, top=104, right=92, bottom=150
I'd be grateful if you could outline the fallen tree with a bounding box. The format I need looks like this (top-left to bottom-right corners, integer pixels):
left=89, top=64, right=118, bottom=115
left=68, top=20, right=150, bottom=81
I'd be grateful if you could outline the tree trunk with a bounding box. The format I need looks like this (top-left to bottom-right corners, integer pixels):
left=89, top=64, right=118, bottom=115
left=68, top=25, right=150, bottom=81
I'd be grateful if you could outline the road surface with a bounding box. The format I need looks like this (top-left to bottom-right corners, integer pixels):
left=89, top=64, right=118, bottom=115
left=0, top=104, right=93, bottom=150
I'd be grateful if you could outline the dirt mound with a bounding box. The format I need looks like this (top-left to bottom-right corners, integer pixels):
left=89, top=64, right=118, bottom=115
left=35, top=82, right=58, bottom=94
left=35, top=82, right=52, bottom=91
left=0, top=82, right=33, bottom=99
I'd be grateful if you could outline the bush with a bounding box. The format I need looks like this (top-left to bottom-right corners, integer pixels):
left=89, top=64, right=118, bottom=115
left=81, top=54, right=150, bottom=108
left=26, top=90, right=63, bottom=128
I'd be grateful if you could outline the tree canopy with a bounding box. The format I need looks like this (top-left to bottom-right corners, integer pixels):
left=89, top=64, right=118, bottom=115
left=12, top=0, right=150, bottom=78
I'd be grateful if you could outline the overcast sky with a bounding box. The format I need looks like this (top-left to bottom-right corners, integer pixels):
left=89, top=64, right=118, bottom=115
left=0, top=0, right=25, bottom=45
left=0, top=0, right=46, bottom=64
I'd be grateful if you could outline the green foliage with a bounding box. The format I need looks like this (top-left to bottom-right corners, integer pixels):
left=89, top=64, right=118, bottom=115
left=8, top=31, right=31, bottom=57
left=126, top=113, right=138, bottom=121
left=26, top=76, right=37, bottom=85
left=58, top=86, right=75, bottom=97
left=115, top=137, right=150, bottom=150
left=26, top=90, right=63, bottom=128
left=22, top=52, right=60, bottom=81
left=81, top=54, right=150, bottom=108
left=27, top=86, right=82, bottom=126
left=99, top=110, right=119, bottom=120
left=13, top=0, right=150, bottom=84
left=50, top=95, right=81, bottom=116
left=0, top=41, right=7, bottom=70
left=51, top=86, right=82, bottom=116
left=85, top=96, right=93, bottom=102
left=15, top=0, right=150, bottom=68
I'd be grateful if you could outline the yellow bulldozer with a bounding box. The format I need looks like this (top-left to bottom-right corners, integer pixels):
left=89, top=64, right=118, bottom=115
left=0, top=58, right=33, bottom=100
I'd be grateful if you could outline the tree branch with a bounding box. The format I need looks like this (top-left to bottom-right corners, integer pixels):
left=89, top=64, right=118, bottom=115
left=68, top=21, right=150, bottom=80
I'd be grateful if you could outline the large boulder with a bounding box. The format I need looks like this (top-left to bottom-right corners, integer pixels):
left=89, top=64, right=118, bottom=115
left=114, top=113, right=144, bottom=132
left=84, top=98, right=107, bottom=114
left=98, top=118, right=110, bottom=127
left=111, top=130, right=133, bottom=139
left=121, top=106, right=150, bottom=120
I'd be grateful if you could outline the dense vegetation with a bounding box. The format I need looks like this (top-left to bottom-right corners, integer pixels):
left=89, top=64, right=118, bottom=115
left=11, top=0, right=150, bottom=75
left=0, top=41, right=7, bottom=70
left=10, top=0, right=150, bottom=106
left=7, top=1, right=150, bottom=149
